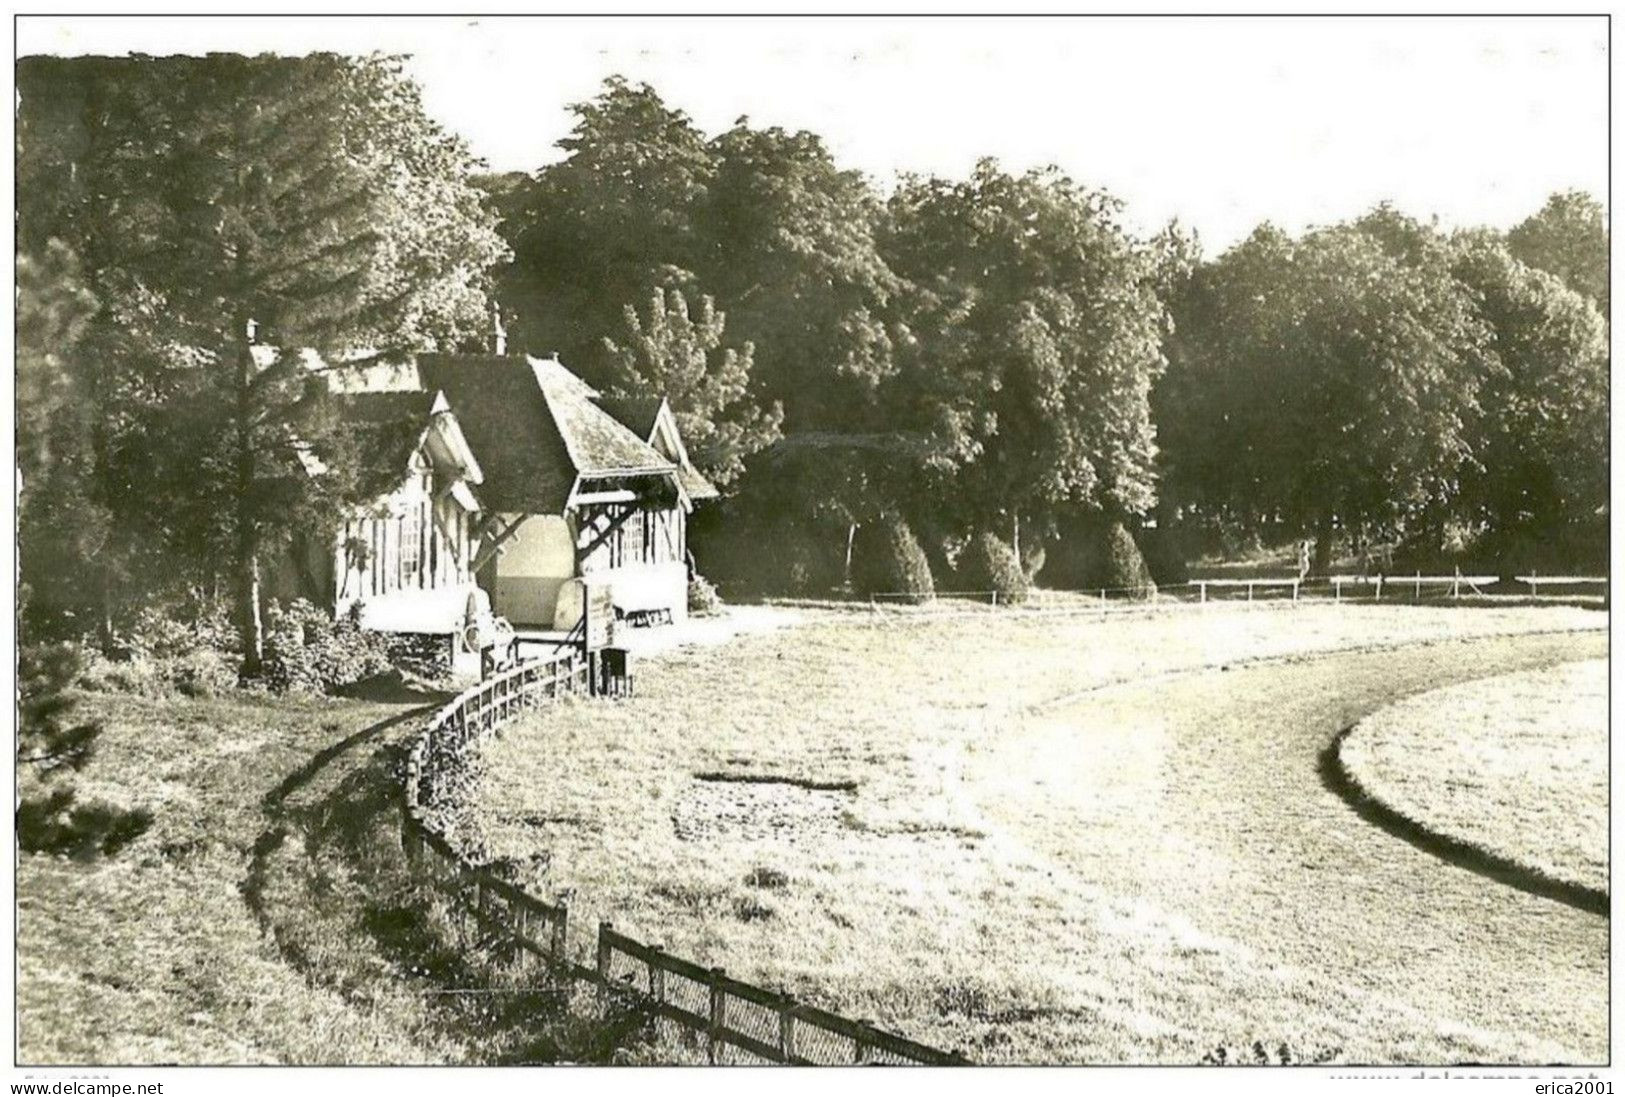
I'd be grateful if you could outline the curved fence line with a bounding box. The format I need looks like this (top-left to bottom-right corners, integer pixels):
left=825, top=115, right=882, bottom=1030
left=400, top=650, right=968, bottom=1066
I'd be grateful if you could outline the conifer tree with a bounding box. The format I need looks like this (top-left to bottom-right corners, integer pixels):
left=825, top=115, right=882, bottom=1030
left=17, top=54, right=508, bottom=671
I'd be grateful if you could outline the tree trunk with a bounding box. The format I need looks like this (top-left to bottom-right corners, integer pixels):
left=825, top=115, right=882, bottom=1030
left=234, top=325, right=264, bottom=675
left=843, top=522, right=858, bottom=588
left=1011, top=512, right=1022, bottom=564
left=99, top=563, right=115, bottom=655
left=238, top=551, right=264, bottom=674
left=1311, top=511, right=1335, bottom=579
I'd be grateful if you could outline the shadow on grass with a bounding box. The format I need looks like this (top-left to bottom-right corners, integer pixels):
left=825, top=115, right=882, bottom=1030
left=1318, top=727, right=1609, bottom=918
left=242, top=703, right=663, bottom=1064
left=17, top=787, right=153, bottom=860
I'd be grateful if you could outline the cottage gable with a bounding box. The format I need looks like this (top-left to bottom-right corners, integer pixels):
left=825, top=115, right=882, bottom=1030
left=597, top=394, right=720, bottom=502
left=417, top=354, right=677, bottom=514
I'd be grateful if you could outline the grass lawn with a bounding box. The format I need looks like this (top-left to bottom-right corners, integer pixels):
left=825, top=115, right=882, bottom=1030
left=1340, top=659, right=1607, bottom=897
left=18, top=687, right=658, bottom=1065
left=457, top=601, right=1607, bottom=1065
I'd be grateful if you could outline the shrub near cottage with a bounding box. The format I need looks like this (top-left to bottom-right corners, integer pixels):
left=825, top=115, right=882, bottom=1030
left=1047, top=518, right=1158, bottom=598
left=262, top=599, right=393, bottom=695
left=77, top=602, right=240, bottom=698
left=958, top=532, right=1030, bottom=604
left=852, top=516, right=935, bottom=604
left=688, top=574, right=723, bottom=617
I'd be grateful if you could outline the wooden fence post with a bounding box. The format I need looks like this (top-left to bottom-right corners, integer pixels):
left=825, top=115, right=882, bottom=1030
left=596, top=921, right=612, bottom=1003
left=648, top=944, right=665, bottom=1002
left=778, top=995, right=797, bottom=1062
left=456, top=870, right=471, bottom=939
left=708, top=968, right=727, bottom=1065
left=647, top=943, right=666, bottom=1041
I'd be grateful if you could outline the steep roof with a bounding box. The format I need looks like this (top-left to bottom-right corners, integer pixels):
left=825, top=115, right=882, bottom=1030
left=326, top=389, right=482, bottom=500
left=326, top=389, right=440, bottom=497
left=531, top=360, right=675, bottom=477
left=597, top=394, right=722, bottom=502
left=597, top=395, right=665, bottom=434
left=674, top=462, right=720, bottom=502
left=417, top=354, right=675, bottom=514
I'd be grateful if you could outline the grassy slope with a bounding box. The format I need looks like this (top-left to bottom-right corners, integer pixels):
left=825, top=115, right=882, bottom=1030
left=459, top=603, right=1606, bottom=1065
left=1340, top=659, right=1607, bottom=895
left=17, top=693, right=441, bottom=1064
left=18, top=689, right=656, bottom=1065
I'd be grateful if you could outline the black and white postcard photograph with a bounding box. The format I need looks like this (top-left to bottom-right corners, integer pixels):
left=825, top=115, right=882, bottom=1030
left=5, top=7, right=1616, bottom=1093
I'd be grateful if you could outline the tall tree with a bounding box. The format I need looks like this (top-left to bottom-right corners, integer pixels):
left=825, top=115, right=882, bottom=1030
left=882, top=161, right=1170, bottom=545
left=16, top=241, right=111, bottom=638
left=17, top=54, right=508, bottom=670
left=1157, top=214, right=1493, bottom=569
left=499, top=77, right=713, bottom=378
left=697, top=122, right=901, bottom=431
left=1451, top=235, right=1608, bottom=572
left=1507, top=190, right=1608, bottom=317
left=602, top=287, right=783, bottom=487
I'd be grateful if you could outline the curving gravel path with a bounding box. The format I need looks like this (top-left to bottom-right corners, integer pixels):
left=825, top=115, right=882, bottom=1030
left=974, top=627, right=1608, bottom=1064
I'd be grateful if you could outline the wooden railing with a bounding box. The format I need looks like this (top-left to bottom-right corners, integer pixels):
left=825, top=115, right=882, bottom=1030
left=401, top=811, right=570, bottom=964
left=596, top=925, right=967, bottom=1065
left=406, top=650, right=590, bottom=815
left=401, top=650, right=967, bottom=1066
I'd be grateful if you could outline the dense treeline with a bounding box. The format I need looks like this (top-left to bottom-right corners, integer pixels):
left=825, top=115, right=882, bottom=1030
left=19, top=64, right=1609, bottom=659
left=1158, top=204, right=1607, bottom=579
left=491, top=78, right=1607, bottom=591
left=490, top=78, right=1177, bottom=592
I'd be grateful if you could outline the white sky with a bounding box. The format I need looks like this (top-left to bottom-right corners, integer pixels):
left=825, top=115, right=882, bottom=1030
left=17, top=13, right=1609, bottom=250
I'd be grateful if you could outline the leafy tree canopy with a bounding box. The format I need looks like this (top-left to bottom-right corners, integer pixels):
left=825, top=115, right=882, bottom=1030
left=500, top=76, right=713, bottom=378
left=1451, top=233, right=1608, bottom=548
left=1157, top=211, right=1494, bottom=557
left=883, top=161, right=1170, bottom=530
left=602, top=287, right=784, bottom=488
left=697, top=121, right=902, bottom=430
left=1507, top=190, right=1608, bottom=316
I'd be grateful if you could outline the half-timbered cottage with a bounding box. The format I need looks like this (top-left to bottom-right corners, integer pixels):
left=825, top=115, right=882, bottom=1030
left=416, top=354, right=699, bottom=632
left=267, top=387, right=487, bottom=662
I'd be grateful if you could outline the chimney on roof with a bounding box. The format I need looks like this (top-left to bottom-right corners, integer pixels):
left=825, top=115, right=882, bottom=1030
left=490, top=305, right=507, bottom=356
